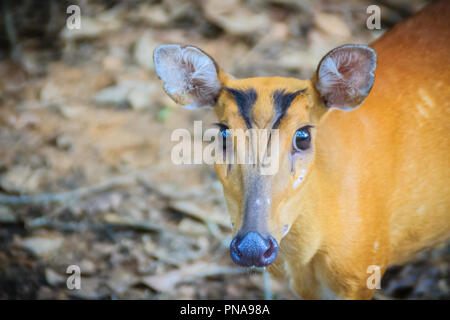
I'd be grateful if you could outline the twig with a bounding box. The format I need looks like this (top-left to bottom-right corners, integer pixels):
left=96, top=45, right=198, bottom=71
left=26, top=217, right=90, bottom=232
left=0, top=166, right=161, bottom=205
left=137, top=176, right=208, bottom=200
left=193, top=266, right=260, bottom=278
left=26, top=216, right=162, bottom=233
left=169, top=200, right=231, bottom=229
left=146, top=250, right=182, bottom=267
left=26, top=215, right=203, bottom=250
left=141, top=262, right=265, bottom=292
left=263, top=269, right=273, bottom=300
left=102, top=214, right=163, bottom=233
left=2, top=0, right=23, bottom=64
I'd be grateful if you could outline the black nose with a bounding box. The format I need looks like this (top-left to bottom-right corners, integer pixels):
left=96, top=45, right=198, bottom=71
left=230, top=232, right=278, bottom=267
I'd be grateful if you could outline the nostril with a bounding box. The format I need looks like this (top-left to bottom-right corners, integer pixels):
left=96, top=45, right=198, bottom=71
left=263, top=240, right=274, bottom=259
left=229, top=236, right=243, bottom=264
left=262, top=236, right=278, bottom=263
left=233, top=240, right=242, bottom=257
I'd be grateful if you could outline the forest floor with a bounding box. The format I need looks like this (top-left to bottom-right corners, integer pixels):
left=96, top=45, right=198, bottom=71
left=0, top=0, right=448, bottom=299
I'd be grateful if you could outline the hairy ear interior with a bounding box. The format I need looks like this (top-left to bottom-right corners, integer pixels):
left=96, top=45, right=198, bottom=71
left=153, top=44, right=221, bottom=109
left=315, top=45, right=377, bottom=110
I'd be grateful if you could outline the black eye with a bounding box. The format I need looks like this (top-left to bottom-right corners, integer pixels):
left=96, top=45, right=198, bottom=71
left=293, top=126, right=311, bottom=151
left=216, top=124, right=230, bottom=151
left=220, top=127, right=229, bottom=140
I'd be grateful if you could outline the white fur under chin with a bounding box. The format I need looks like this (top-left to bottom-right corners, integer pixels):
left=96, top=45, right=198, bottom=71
left=154, top=45, right=221, bottom=109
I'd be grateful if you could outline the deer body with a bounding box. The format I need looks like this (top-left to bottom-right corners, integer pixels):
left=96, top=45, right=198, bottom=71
left=275, top=2, right=450, bottom=298
left=154, top=0, right=450, bottom=299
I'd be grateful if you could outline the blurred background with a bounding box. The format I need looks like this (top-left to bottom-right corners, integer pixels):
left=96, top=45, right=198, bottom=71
left=0, top=0, right=448, bottom=299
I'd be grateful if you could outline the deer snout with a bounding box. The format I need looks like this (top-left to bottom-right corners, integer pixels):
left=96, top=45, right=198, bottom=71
left=230, top=232, right=278, bottom=267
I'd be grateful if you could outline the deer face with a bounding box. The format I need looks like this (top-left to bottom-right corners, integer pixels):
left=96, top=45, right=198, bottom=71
left=154, top=44, right=376, bottom=267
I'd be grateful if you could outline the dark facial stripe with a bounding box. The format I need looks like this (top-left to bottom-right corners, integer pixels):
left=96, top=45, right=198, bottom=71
left=225, top=87, right=257, bottom=129
left=272, top=89, right=306, bottom=129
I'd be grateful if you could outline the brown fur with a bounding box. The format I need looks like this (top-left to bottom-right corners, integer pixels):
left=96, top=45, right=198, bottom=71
left=212, top=0, right=450, bottom=299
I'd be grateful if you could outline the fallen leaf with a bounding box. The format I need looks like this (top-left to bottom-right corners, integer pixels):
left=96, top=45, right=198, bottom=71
left=169, top=200, right=230, bottom=229
left=314, top=12, right=351, bottom=38
left=140, top=262, right=211, bottom=292
left=45, top=268, right=65, bottom=286
left=0, top=206, right=17, bottom=224
left=21, top=236, right=63, bottom=257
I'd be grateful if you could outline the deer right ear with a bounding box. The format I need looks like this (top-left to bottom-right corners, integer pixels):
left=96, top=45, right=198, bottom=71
left=153, top=44, right=222, bottom=109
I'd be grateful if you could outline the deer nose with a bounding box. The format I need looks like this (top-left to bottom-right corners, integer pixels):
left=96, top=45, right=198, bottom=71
left=230, top=232, right=278, bottom=267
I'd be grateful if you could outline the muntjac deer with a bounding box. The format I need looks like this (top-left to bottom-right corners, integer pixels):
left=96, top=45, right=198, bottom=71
left=154, top=0, right=450, bottom=299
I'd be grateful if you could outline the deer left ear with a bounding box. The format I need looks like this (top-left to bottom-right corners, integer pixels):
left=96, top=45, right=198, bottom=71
left=153, top=44, right=222, bottom=109
left=315, top=45, right=377, bottom=110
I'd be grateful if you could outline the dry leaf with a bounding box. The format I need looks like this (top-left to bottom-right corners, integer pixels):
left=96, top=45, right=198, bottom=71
left=314, top=12, right=351, bottom=38
left=169, top=200, right=230, bottom=229
left=140, top=262, right=211, bottom=292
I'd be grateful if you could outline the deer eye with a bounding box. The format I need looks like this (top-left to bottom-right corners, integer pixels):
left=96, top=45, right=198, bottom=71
left=215, top=123, right=231, bottom=151
left=293, top=126, right=311, bottom=152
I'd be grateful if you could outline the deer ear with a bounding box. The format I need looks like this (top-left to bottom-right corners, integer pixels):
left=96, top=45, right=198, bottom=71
left=153, top=44, right=222, bottom=109
left=315, top=45, right=377, bottom=110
